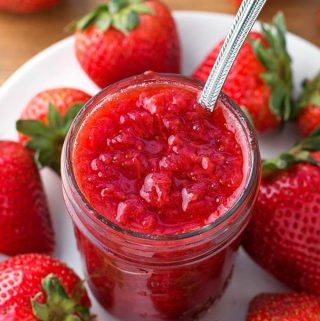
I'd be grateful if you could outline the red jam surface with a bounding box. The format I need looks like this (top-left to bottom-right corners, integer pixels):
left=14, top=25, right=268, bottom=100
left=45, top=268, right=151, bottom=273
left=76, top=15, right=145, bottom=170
left=73, top=82, right=246, bottom=235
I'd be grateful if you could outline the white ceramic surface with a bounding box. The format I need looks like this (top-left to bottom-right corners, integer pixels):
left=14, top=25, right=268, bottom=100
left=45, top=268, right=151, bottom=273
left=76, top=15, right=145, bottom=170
left=0, top=11, right=319, bottom=321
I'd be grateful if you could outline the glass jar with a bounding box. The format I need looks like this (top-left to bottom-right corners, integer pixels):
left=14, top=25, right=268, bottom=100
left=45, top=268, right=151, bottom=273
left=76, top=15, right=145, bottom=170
left=61, top=73, right=261, bottom=321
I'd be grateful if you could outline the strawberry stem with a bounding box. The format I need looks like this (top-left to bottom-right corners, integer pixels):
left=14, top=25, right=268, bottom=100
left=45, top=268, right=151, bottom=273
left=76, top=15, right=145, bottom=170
left=295, top=73, right=320, bottom=117
left=262, top=126, right=320, bottom=177
left=71, top=0, right=153, bottom=34
left=250, top=12, right=293, bottom=123
left=16, top=103, right=84, bottom=175
left=31, top=274, right=94, bottom=321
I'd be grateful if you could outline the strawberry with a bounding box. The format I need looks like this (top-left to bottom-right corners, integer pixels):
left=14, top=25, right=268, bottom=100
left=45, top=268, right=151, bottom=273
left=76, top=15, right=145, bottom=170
left=247, top=293, right=320, bottom=321
left=296, top=73, right=320, bottom=137
left=192, top=13, right=293, bottom=132
left=0, top=141, right=54, bottom=256
left=0, top=254, right=93, bottom=320
left=242, top=127, right=320, bottom=294
left=73, top=0, right=181, bottom=88
left=16, top=88, right=91, bottom=175
left=0, top=0, right=59, bottom=13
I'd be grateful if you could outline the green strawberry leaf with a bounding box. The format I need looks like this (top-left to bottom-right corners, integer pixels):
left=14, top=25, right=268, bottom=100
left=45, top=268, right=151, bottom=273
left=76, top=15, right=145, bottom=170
left=262, top=153, right=297, bottom=177
left=16, top=120, right=52, bottom=138
left=16, top=102, right=84, bottom=176
left=64, top=317, right=81, bottom=321
left=126, top=10, right=140, bottom=31
left=38, top=147, right=61, bottom=175
left=112, top=11, right=131, bottom=33
left=32, top=274, right=94, bottom=321
left=26, top=136, right=53, bottom=152
left=109, top=0, right=127, bottom=13
left=260, top=24, right=274, bottom=49
left=96, top=12, right=112, bottom=32
left=300, top=126, right=320, bottom=151
left=270, top=83, right=285, bottom=116
left=295, top=73, right=320, bottom=117
left=274, top=12, right=286, bottom=45
left=48, top=103, right=64, bottom=130
left=64, top=103, right=84, bottom=124
left=72, top=0, right=154, bottom=34
left=283, top=94, right=292, bottom=121
left=262, top=126, right=320, bottom=177
left=63, top=103, right=84, bottom=134
left=262, top=152, right=319, bottom=178
left=71, top=5, right=108, bottom=32
left=250, top=12, right=294, bottom=123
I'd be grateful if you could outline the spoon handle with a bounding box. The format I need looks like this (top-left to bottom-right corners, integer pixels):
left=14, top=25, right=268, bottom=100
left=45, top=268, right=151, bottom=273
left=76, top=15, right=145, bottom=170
left=199, top=0, right=267, bottom=111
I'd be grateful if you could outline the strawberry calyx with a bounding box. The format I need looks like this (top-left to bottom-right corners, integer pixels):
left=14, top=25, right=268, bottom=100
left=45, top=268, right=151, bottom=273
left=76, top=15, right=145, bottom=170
left=73, top=0, right=153, bottom=34
left=296, top=73, right=320, bottom=114
left=250, top=12, right=293, bottom=123
left=16, top=103, right=84, bottom=176
left=32, top=274, right=94, bottom=321
left=262, top=126, right=320, bottom=177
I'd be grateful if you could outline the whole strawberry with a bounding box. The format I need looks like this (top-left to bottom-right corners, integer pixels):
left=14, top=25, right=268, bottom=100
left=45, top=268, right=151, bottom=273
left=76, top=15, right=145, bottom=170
left=16, top=88, right=91, bottom=175
left=0, top=141, right=54, bottom=256
left=0, top=0, right=59, bottom=13
left=296, top=73, right=320, bottom=137
left=0, top=254, right=93, bottom=320
left=193, top=13, right=293, bottom=132
left=242, top=127, right=320, bottom=294
left=73, top=0, right=181, bottom=88
left=247, top=293, right=320, bottom=321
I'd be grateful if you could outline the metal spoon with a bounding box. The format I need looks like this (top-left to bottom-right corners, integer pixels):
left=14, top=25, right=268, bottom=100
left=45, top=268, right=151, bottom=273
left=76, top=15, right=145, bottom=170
left=199, top=0, right=268, bottom=111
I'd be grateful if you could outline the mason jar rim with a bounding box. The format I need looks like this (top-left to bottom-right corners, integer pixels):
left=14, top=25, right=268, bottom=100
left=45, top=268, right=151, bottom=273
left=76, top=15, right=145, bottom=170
left=61, top=72, right=260, bottom=243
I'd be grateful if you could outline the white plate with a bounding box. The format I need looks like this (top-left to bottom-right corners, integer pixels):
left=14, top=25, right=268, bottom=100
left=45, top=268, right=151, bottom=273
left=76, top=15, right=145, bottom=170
left=0, top=11, right=319, bottom=321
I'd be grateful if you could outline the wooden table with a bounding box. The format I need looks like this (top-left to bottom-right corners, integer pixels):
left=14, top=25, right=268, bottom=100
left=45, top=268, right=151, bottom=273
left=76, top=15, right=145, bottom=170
left=0, top=0, right=319, bottom=84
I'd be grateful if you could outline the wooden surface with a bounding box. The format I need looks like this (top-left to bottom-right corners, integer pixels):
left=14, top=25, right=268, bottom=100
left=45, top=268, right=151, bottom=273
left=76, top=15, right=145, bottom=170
left=0, top=0, right=319, bottom=84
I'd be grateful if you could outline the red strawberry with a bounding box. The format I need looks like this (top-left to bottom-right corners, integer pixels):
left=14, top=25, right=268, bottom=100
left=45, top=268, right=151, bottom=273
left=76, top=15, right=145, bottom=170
left=0, top=254, right=93, bottom=320
left=16, top=88, right=91, bottom=175
left=0, top=0, right=59, bottom=13
left=73, top=0, right=180, bottom=88
left=247, top=293, right=320, bottom=321
left=193, top=13, right=293, bottom=132
left=296, top=74, right=320, bottom=137
left=0, top=141, right=54, bottom=256
left=242, top=127, right=320, bottom=294
left=19, top=88, right=91, bottom=127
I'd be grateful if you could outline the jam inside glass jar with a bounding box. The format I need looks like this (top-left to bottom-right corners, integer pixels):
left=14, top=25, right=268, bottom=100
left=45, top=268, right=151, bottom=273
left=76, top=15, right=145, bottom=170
left=62, top=73, right=261, bottom=321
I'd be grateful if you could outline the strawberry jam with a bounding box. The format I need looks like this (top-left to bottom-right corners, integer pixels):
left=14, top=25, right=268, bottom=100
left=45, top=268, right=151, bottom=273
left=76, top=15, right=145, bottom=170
left=73, top=79, right=244, bottom=235
left=62, top=73, right=261, bottom=321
